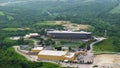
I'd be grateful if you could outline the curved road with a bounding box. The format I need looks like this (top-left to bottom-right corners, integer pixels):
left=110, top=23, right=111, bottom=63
left=13, top=46, right=37, bottom=62
left=88, top=37, right=106, bottom=53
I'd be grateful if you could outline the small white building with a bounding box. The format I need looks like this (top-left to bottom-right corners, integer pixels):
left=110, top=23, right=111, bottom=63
left=32, top=47, right=44, bottom=53
left=62, top=47, right=69, bottom=51
left=24, top=33, right=40, bottom=39
left=29, top=33, right=40, bottom=37
left=10, top=36, right=20, bottom=40
left=24, top=34, right=31, bottom=39
left=65, top=53, right=75, bottom=61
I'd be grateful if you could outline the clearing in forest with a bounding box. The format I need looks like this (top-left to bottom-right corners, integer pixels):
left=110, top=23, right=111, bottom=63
left=37, top=21, right=91, bottom=31
left=95, top=54, right=120, bottom=66
left=110, top=4, right=120, bottom=14
left=56, top=21, right=91, bottom=31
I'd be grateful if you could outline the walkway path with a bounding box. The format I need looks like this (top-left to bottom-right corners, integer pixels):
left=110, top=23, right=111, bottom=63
left=30, top=38, right=41, bottom=47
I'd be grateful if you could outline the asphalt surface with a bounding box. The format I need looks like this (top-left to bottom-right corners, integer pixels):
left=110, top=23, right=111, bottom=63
left=13, top=46, right=37, bottom=61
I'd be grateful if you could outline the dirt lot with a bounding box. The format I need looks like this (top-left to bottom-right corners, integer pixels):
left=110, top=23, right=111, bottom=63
left=56, top=21, right=90, bottom=31
left=95, top=54, right=120, bottom=66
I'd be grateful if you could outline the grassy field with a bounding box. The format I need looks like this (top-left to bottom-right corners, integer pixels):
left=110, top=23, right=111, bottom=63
left=36, top=21, right=57, bottom=26
left=2, top=28, right=18, bottom=31
left=110, top=4, right=120, bottom=14
left=8, top=47, right=27, bottom=60
left=55, top=40, right=82, bottom=48
left=0, top=11, right=5, bottom=16
left=0, top=47, right=61, bottom=68
left=2, top=28, right=30, bottom=31
left=41, top=62, right=61, bottom=68
left=93, top=37, right=120, bottom=52
left=7, top=15, right=14, bottom=20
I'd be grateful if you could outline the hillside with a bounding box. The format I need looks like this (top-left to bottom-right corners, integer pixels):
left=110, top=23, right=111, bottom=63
left=0, top=0, right=120, bottom=68
left=110, top=3, right=120, bottom=14
left=0, top=0, right=119, bottom=24
left=0, top=0, right=120, bottom=40
left=0, top=0, right=120, bottom=39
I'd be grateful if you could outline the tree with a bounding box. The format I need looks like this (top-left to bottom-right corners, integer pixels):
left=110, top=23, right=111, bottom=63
left=17, top=37, right=24, bottom=45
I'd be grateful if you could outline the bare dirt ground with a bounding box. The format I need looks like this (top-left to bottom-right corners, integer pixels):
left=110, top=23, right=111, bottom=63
left=95, top=54, right=120, bottom=65
left=94, top=54, right=120, bottom=67
left=56, top=21, right=90, bottom=31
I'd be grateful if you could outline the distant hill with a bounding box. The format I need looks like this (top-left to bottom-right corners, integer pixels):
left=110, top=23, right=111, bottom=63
left=0, top=0, right=17, bottom=3
left=0, top=0, right=120, bottom=3
left=0, top=0, right=120, bottom=22
left=110, top=3, right=120, bottom=14
left=0, top=0, right=120, bottom=52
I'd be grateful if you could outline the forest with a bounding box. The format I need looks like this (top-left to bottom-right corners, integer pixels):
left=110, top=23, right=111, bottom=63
left=0, top=0, right=120, bottom=68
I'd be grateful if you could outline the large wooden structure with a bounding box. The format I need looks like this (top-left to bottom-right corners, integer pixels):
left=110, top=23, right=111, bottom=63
left=47, top=31, right=92, bottom=39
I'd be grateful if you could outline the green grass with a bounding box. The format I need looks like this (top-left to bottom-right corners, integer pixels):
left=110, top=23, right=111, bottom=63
left=55, top=40, right=82, bottom=48
left=0, top=11, right=5, bottom=16
left=93, top=37, right=120, bottom=52
left=41, top=62, right=61, bottom=68
left=2, top=28, right=18, bottom=31
left=33, top=21, right=64, bottom=30
left=0, top=47, right=27, bottom=62
left=36, top=21, right=57, bottom=25
left=8, top=47, right=27, bottom=60
left=7, top=15, right=14, bottom=20
left=0, top=46, right=61, bottom=68
left=110, top=4, right=120, bottom=14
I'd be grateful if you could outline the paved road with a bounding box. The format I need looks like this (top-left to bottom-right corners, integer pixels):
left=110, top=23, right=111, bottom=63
left=13, top=46, right=37, bottom=61
left=88, top=37, right=106, bottom=53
